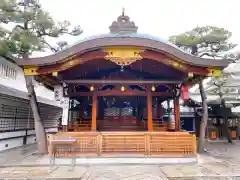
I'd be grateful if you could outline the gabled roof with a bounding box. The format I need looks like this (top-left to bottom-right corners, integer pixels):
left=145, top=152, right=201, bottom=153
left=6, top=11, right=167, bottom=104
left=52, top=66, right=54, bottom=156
left=16, top=33, right=230, bottom=68
left=16, top=11, right=230, bottom=69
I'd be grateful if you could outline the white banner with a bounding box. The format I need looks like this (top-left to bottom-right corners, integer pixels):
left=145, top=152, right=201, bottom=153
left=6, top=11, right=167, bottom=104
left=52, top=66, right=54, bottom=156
left=60, top=97, right=70, bottom=125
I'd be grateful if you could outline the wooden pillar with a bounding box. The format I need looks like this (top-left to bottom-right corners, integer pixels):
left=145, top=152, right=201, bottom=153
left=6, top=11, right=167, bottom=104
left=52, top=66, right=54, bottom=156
left=91, top=93, right=97, bottom=131
left=174, top=97, right=180, bottom=131
left=147, top=92, right=153, bottom=131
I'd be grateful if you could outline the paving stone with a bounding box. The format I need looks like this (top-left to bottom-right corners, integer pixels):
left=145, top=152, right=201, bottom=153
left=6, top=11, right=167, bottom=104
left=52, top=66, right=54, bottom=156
left=79, top=165, right=168, bottom=180
left=0, top=167, right=15, bottom=173
left=160, top=165, right=185, bottom=177
left=177, top=165, right=203, bottom=176
left=47, top=166, right=87, bottom=178
left=168, top=177, right=240, bottom=180
left=0, top=167, right=51, bottom=179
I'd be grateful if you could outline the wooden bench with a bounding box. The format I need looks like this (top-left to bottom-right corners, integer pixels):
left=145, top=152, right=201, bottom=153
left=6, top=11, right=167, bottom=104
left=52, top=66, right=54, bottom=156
left=50, top=138, right=77, bottom=166
left=51, top=132, right=99, bottom=156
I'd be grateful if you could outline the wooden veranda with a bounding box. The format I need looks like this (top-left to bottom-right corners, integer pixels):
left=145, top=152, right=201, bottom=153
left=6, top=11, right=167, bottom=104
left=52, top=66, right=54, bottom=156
left=49, top=131, right=196, bottom=157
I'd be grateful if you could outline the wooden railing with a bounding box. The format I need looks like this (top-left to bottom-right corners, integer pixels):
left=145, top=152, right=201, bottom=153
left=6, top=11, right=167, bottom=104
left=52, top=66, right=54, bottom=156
left=61, top=119, right=169, bottom=132
left=153, top=122, right=168, bottom=131
left=49, top=131, right=196, bottom=157
left=98, top=117, right=143, bottom=131
left=60, top=121, right=91, bottom=132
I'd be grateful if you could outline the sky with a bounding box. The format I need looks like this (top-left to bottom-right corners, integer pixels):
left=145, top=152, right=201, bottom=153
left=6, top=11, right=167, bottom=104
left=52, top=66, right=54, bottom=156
left=36, top=0, right=240, bottom=57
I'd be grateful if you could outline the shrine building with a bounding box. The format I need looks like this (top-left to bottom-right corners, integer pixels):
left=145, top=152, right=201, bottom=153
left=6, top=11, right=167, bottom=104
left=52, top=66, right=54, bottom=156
left=17, top=11, right=229, bottom=156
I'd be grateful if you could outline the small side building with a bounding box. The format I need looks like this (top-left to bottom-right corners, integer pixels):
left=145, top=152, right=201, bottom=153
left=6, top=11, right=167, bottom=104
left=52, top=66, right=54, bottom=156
left=0, top=57, right=62, bottom=151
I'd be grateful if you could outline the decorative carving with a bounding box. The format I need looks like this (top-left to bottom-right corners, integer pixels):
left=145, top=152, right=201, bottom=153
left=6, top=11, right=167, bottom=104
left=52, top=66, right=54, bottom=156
left=167, top=59, right=186, bottom=70
left=103, top=47, right=143, bottom=66
left=60, top=58, right=84, bottom=70
left=23, top=66, right=38, bottom=76
left=109, top=8, right=138, bottom=33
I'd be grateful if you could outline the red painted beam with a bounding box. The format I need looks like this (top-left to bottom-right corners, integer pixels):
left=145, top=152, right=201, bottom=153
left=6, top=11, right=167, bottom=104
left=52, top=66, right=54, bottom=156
left=34, top=49, right=209, bottom=76
left=36, top=51, right=106, bottom=74
left=140, top=50, right=209, bottom=75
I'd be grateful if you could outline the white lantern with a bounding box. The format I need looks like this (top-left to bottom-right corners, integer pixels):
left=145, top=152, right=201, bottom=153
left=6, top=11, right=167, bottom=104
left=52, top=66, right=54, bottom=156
left=54, top=85, right=63, bottom=101
left=212, top=118, right=217, bottom=124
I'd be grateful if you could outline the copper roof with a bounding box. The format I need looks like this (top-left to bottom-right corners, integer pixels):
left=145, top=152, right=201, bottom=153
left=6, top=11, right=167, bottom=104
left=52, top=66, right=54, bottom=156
left=16, top=11, right=230, bottom=68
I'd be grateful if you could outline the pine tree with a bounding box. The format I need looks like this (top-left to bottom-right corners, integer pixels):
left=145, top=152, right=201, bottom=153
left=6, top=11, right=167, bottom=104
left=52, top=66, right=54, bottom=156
left=0, top=0, right=82, bottom=154
left=169, top=26, right=237, bottom=152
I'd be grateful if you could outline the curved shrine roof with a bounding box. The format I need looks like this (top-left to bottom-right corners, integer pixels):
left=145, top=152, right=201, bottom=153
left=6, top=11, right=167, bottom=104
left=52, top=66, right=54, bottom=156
left=16, top=10, right=229, bottom=69
left=66, top=32, right=182, bottom=53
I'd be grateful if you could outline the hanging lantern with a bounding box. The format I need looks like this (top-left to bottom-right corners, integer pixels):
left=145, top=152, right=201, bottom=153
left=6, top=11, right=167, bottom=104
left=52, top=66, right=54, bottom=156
left=54, top=85, right=63, bottom=101
left=90, top=86, right=94, bottom=91
left=121, top=86, right=125, bottom=91
left=52, top=71, right=58, bottom=77
left=188, top=72, right=194, bottom=78
left=181, top=84, right=189, bottom=100
left=151, top=86, right=156, bottom=92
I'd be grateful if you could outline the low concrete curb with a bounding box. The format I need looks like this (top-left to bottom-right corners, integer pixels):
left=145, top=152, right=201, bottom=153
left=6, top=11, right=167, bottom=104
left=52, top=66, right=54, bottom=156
left=1, top=157, right=197, bottom=167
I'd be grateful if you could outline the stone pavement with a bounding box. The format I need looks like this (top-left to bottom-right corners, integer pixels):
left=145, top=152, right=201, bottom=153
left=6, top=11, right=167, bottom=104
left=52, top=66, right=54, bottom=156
left=0, top=145, right=197, bottom=166
left=0, top=163, right=240, bottom=179
left=206, top=141, right=240, bottom=163
left=0, top=142, right=240, bottom=179
left=0, top=165, right=169, bottom=179
left=0, top=144, right=37, bottom=166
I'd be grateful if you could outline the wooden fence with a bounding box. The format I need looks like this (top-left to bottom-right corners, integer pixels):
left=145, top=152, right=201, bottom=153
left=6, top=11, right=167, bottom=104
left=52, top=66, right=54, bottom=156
left=48, top=131, right=196, bottom=157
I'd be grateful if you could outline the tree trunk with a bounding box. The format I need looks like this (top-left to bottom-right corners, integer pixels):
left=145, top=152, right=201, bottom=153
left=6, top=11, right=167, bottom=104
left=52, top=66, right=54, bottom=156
left=221, top=98, right=232, bottom=143
left=198, top=80, right=208, bottom=153
left=25, top=76, right=48, bottom=154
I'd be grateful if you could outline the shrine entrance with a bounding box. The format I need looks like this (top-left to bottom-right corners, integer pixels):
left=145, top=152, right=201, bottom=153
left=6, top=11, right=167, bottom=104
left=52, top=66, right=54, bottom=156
left=98, top=96, right=145, bottom=131
left=69, top=88, right=170, bottom=132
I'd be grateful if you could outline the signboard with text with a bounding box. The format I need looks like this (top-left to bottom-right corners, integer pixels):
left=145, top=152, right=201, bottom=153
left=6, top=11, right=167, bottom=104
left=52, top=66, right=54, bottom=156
left=60, top=97, right=70, bottom=125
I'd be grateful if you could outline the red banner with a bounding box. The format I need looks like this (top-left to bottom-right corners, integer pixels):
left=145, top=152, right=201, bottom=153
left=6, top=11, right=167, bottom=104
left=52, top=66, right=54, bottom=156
left=181, top=85, right=189, bottom=100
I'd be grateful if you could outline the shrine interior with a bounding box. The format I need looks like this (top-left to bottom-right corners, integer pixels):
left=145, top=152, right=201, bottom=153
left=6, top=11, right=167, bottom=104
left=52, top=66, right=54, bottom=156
left=62, top=59, right=180, bottom=132
left=67, top=95, right=173, bottom=131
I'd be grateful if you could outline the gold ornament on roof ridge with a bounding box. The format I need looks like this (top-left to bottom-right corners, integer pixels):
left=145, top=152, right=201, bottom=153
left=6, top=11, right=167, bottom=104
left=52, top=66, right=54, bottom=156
left=104, top=47, right=143, bottom=66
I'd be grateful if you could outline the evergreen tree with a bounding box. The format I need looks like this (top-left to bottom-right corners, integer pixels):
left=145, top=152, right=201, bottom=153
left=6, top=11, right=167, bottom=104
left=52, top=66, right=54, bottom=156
left=0, top=0, right=82, bottom=154
left=169, top=26, right=236, bottom=152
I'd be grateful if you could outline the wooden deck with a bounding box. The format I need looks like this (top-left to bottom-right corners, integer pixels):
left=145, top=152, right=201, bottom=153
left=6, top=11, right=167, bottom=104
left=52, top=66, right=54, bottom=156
left=48, top=131, right=196, bottom=157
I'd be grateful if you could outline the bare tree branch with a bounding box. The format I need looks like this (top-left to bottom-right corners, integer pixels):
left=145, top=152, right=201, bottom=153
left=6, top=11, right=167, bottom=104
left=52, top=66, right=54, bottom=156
left=40, top=40, right=58, bottom=52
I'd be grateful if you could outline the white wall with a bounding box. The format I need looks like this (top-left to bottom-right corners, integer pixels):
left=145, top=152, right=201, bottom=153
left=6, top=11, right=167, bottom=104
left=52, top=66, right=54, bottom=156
left=0, top=128, right=58, bottom=151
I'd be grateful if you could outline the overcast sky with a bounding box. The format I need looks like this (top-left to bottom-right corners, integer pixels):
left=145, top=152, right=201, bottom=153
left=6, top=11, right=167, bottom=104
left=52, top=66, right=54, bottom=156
left=36, top=0, right=240, bottom=56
